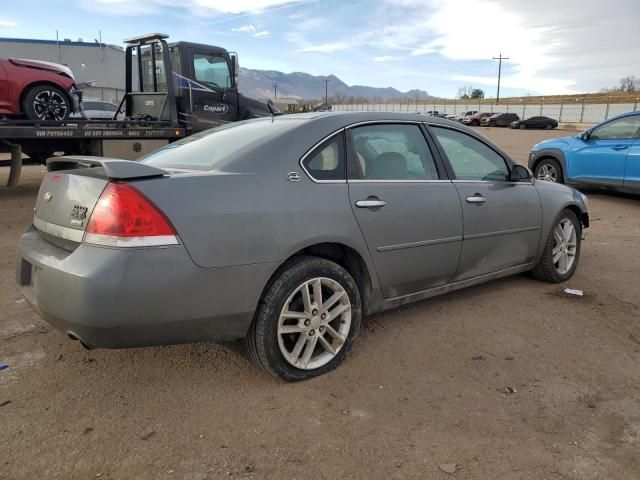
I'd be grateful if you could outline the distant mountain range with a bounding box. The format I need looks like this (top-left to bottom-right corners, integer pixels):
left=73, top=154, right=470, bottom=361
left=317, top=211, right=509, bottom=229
left=238, top=68, right=433, bottom=101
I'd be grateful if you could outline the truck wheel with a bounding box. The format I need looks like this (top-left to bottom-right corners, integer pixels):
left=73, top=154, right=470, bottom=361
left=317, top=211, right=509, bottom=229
left=245, top=256, right=362, bottom=381
left=22, top=84, right=71, bottom=121
left=531, top=210, right=581, bottom=283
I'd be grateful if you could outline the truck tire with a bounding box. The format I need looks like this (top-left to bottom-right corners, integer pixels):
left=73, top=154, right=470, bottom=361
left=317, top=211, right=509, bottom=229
left=22, top=84, right=71, bottom=121
left=245, top=256, right=362, bottom=381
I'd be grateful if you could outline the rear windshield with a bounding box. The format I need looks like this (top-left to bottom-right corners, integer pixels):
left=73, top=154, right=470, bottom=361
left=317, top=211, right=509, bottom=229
left=140, top=118, right=296, bottom=170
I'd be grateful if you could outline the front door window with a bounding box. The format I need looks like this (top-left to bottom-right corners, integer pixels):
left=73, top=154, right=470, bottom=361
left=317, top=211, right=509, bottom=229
left=193, top=54, right=231, bottom=90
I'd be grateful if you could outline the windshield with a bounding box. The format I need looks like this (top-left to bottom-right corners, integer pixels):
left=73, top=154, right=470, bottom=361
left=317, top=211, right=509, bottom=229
left=139, top=118, right=297, bottom=170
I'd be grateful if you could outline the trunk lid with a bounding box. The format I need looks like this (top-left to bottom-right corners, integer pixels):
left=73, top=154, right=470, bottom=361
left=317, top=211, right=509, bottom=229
left=34, top=156, right=166, bottom=250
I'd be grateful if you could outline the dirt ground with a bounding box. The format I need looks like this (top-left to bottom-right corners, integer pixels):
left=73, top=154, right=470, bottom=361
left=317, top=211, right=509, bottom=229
left=0, top=128, right=639, bottom=479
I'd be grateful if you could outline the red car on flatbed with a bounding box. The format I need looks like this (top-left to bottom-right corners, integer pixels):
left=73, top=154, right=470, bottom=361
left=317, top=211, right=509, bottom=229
left=0, top=58, right=81, bottom=121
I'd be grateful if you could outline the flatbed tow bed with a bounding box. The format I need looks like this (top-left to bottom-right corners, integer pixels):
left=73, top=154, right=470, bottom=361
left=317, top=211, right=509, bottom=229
left=0, top=118, right=186, bottom=186
left=1, top=32, right=274, bottom=187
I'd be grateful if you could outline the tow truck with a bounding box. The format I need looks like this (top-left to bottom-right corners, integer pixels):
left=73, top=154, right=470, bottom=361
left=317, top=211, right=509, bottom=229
left=1, top=33, right=275, bottom=186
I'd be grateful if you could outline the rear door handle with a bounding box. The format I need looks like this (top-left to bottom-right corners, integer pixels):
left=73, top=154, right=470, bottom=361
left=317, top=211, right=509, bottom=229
left=355, top=199, right=387, bottom=208
left=466, top=195, right=486, bottom=204
left=612, top=145, right=629, bottom=150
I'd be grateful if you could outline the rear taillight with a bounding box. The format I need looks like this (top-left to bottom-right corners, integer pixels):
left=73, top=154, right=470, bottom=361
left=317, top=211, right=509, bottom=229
left=84, top=182, right=178, bottom=247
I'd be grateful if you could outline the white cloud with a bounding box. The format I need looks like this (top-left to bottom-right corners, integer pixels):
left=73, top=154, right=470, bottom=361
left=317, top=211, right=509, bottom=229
left=421, top=0, right=578, bottom=94
left=252, top=30, right=271, bottom=38
left=0, top=19, right=17, bottom=27
left=90, top=0, right=301, bottom=16
left=410, top=47, right=436, bottom=56
left=373, top=56, right=401, bottom=62
left=232, top=24, right=257, bottom=32
left=298, top=41, right=352, bottom=53
left=194, top=0, right=300, bottom=14
left=452, top=74, right=576, bottom=96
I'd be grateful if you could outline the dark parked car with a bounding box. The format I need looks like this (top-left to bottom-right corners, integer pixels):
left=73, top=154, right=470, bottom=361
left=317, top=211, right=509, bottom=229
left=0, top=57, right=81, bottom=120
left=485, top=112, right=519, bottom=127
left=18, top=112, right=589, bottom=381
left=463, top=112, right=493, bottom=126
left=511, top=116, right=558, bottom=130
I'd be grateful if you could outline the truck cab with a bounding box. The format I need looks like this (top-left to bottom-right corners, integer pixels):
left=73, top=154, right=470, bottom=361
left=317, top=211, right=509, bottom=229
left=125, top=33, right=273, bottom=132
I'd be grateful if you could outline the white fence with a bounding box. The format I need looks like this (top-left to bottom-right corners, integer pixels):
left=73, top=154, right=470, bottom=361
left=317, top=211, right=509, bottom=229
left=332, top=100, right=640, bottom=124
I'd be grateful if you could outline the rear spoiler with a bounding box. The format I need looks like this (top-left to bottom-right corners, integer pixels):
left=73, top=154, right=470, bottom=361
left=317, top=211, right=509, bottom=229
left=47, top=156, right=166, bottom=180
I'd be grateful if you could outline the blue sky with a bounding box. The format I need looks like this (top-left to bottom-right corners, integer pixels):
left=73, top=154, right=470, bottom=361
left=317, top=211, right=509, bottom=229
left=1, top=0, right=639, bottom=97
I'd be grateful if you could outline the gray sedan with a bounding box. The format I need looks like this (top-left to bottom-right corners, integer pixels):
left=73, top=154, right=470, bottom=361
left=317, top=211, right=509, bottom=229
left=17, top=112, right=589, bottom=381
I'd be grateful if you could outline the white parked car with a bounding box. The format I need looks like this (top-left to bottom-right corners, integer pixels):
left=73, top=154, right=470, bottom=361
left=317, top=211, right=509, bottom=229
left=71, top=99, right=123, bottom=120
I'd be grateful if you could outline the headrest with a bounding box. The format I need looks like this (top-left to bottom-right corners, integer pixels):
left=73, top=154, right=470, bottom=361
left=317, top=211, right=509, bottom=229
left=369, top=152, right=407, bottom=179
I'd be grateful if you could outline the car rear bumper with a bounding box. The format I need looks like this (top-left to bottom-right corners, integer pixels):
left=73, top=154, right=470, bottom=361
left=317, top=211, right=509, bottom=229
left=17, top=226, right=277, bottom=348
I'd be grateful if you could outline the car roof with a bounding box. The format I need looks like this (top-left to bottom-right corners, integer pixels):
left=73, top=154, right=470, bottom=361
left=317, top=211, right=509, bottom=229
left=599, top=110, right=640, bottom=123
left=270, top=111, right=466, bottom=129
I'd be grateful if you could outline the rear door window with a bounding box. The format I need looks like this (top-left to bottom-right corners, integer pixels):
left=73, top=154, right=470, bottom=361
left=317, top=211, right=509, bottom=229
left=347, top=124, right=439, bottom=180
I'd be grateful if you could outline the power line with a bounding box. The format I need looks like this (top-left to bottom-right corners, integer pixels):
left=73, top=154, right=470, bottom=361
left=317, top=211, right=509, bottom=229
left=492, top=52, right=509, bottom=103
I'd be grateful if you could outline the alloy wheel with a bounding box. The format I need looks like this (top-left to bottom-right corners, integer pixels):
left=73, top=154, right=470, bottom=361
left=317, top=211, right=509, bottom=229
left=552, top=218, right=577, bottom=275
left=537, top=164, right=558, bottom=182
left=32, top=90, right=68, bottom=121
left=277, top=277, right=351, bottom=370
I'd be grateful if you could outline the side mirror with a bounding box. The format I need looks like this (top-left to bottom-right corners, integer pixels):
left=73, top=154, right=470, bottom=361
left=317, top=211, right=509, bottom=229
left=510, top=164, right=532, bottom=182
left=230, top=53, right=239, bottom=88
left=579, top=130, right=590, bottom=141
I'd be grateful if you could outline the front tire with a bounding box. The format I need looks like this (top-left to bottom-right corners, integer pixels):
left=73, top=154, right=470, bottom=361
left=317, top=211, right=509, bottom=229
left=534, top=157, right=564, bottom=183
left=245, top=256, right=362, bottom=381
left=22, top=84, right=71, bottom=121
left=532, top=210, right=581, bottom=283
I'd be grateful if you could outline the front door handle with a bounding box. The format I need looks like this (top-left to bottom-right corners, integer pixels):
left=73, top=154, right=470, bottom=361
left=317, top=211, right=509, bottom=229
left=466, top=195, right=486, bottom=204
left=612, top=145, right=629, bottom=151
left=355, top=199, right=387, bottom=208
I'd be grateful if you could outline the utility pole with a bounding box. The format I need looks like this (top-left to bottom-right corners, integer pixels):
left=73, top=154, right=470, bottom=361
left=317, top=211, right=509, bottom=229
left=323, top=79, right=329, bottom=104
left=492, top=52, right=509, bottom=104
left=273, top=82, right=277, bottom=100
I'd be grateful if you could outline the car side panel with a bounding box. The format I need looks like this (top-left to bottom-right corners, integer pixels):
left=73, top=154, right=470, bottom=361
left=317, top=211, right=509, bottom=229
left=624, top=139, right=640, bottom=191
left=531, top=179, right=589, bottom=259
left=568, top=138, right=630, bottom=186
left=0, top=61, right=9, bottom=114
left=135, top=174, right=361, bottom=266
left=452, top=181, right=542, bottom=280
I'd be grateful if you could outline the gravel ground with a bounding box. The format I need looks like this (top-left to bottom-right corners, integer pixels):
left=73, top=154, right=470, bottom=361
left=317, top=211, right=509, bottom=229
left=0, top=128, right=639, bottom=479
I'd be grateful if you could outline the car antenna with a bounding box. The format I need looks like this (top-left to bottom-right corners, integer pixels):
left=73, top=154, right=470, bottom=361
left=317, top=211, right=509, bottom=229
left=267, top=99, right=282, bottom=121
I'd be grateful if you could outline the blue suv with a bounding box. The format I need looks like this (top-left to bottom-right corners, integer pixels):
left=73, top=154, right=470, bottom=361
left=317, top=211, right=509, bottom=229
left=528, top=111, right=640, bottom=193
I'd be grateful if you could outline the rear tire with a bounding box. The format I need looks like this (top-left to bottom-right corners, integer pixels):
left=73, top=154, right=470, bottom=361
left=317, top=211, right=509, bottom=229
left=245, top=256, right=362, bottom=381
left=22, top=84, right=71, bottom=121
left=531, top=209, right=581, bottom=283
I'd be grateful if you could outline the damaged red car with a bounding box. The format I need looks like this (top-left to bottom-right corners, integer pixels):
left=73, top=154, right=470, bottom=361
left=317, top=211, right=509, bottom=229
left=0, top=58, right=81, bottom=121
